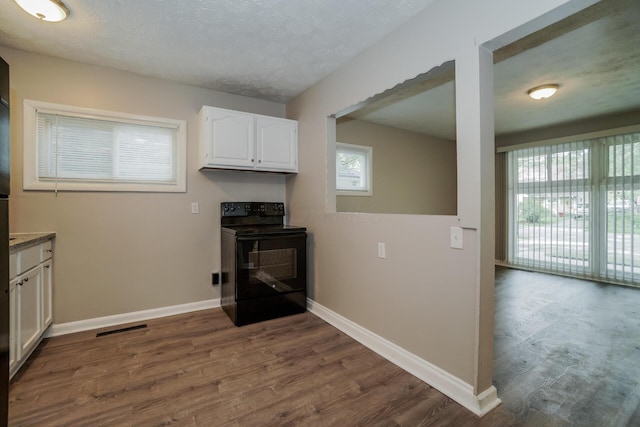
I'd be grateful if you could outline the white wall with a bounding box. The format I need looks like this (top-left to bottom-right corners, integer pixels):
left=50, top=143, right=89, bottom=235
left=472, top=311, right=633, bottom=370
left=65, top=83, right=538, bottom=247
left=1, top=46, right=288, bottom=324
left=286, top=0, right=593, bottom=410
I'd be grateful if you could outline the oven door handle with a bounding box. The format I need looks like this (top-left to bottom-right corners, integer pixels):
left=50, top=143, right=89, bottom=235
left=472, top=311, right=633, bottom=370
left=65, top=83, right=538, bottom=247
left=236, top=233, right=306, bottom=241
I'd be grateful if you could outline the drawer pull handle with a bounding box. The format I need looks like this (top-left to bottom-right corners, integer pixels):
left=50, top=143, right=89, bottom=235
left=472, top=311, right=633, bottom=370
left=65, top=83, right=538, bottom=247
left=46, top=249, right=53, bottom=253
left=45, top=265, right=51, bottom=269
left=23, top=277, right=29, bottom=282
left=18, top=281, right=23, bottom=286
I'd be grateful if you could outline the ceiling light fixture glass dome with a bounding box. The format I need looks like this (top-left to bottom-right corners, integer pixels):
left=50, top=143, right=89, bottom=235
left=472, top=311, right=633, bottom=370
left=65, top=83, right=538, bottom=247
left=14, top=0, right=69, bottom=22
left=527, top=84, right=559, bottom=100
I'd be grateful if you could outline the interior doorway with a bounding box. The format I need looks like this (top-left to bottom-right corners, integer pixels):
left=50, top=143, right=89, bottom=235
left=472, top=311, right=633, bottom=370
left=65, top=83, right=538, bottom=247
left=491, top=0, right=640, bottom=423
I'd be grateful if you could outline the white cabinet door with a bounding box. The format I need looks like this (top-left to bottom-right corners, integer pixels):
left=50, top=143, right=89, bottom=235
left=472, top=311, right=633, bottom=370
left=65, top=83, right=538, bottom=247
left=202, top=107, right=255, bottom=168
left=256, top=117, right=298, bottom=172
left=41, top=260, right=53, bottom=328
left=41, top=240, right=53, bottom=261
left=9, top=238, right=55, bottom=379
left=9, top=277, right=19, bottom=375
left=18, top=267, right=42, bottom=358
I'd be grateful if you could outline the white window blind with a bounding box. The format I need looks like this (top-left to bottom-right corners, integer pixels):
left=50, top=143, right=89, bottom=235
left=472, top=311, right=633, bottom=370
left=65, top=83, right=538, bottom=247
left=24, top=100, right=186, bottom=192
left=507, top=130, right=640, bottom=287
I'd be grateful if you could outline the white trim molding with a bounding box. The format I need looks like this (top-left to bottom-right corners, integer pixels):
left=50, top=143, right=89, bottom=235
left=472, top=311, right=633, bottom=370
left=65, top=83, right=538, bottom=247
left=307, top=298, right=502, bottom=417
left=47, top=299, right=220, bottom=337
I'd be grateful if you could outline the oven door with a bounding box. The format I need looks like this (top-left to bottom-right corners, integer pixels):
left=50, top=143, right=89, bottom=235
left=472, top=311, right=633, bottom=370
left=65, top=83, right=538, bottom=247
left=235, top=232, right=306, bottom=300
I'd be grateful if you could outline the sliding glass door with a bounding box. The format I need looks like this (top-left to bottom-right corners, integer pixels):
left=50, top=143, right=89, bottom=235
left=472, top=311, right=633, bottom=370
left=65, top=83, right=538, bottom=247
left=506, top=130, right=639, bottom=286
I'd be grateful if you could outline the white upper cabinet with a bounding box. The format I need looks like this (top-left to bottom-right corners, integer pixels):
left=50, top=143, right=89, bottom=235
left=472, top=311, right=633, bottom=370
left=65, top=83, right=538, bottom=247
left=256, top=116, right=297, bottom=172
left=204, top=108, right=255, bottom=168
left=199, top=106, right=298, bottom=173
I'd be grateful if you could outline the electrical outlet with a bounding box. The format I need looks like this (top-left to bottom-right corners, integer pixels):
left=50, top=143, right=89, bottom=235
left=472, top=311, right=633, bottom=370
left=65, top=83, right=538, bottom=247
left=191, top=202, right=199, bottom=214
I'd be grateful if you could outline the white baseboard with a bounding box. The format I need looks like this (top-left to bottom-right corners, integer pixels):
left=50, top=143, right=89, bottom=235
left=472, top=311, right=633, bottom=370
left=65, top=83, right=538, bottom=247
left=47, top=299, right=221, bottom=337
left=306, top=298, right=501, bottom=417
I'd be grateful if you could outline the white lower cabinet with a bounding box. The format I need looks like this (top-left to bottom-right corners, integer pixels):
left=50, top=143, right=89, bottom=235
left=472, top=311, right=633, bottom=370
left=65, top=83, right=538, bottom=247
left=42, top=259, right=53, bottom=327
left=9, top=238, right=54, bottom=379
left=8, top=277, right=18, bottom=374
left=18, top=266, right=43, bottom=358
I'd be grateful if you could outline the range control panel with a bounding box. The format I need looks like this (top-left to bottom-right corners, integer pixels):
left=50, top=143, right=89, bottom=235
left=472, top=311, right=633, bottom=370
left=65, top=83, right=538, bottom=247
left=221, top=202, right=285, bottom=217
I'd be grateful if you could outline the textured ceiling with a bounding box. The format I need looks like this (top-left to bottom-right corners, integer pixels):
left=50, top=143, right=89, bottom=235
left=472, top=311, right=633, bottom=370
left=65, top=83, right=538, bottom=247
left=2, top=0, right=637, bottom=138
left=0, top=0, right=436, bottom=103
left=350, top=0, right=640, bottom=139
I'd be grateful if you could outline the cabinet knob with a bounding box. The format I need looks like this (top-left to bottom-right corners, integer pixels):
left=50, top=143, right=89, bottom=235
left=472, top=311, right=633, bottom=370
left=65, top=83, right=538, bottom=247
left=47, top=249, right=53, bottom=253
left=258, top=160, right=262, bottom=163
left=45, top=265, right=51, bottom=269
left=23, top=277, right=29, bottom=282
left=251, top=159, right=255, bottom=162
left=18, top=281, right=23, bottom=286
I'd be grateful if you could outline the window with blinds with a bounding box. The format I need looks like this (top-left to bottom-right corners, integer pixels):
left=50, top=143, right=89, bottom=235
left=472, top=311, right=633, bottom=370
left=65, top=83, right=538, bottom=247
left=23, top=100, right=186, bottom=192
left=506, top=129, right=639, bottom=286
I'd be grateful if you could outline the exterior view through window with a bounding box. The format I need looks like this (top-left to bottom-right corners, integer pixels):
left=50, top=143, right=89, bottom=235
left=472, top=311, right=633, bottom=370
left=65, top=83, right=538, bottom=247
left=336, top=142, right=372, bottom=195
left=507, top=130, right=640, bottom=285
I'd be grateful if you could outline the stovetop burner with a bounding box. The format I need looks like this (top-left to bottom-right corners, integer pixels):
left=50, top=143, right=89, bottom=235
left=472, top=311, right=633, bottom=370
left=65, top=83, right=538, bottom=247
left=223, top=224, right=307, bottom=236
left=220, top=202, right=304, bottom=233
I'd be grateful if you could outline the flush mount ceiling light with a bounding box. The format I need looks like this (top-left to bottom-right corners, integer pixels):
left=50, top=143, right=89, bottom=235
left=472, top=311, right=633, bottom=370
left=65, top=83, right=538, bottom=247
left=527, top=84, right=559, bottom=100
left=14, top=0, right=69, bottom=22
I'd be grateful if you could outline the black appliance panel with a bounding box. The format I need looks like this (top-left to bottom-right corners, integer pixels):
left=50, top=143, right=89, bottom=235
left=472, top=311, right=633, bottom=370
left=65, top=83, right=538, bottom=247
left=221, top=201, right=307, bottom=326
left=222, top=201, right=285, bottom=218
left=234, top=292, right=306, bottom=327
left=0, top=54, right=9, bottom=425
left=234, top=233, right=306, bottom=300
left=224, top=224, right=306, bottom=236
left=0, top=56, right=8, bottom=197
left=0, top=101, right=9, bottom=197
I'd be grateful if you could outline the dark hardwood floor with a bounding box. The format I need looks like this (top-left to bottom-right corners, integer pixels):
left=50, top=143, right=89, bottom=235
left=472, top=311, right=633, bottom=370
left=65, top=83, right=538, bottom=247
left=494, top=266, right=640, bottom=426
left=12, top=268, right=639, bottom=426
left=10, top=309, right=516, bottom=426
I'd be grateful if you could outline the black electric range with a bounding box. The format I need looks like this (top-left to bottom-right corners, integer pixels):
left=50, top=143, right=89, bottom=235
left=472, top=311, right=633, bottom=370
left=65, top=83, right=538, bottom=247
left=220, top=202, right=307, bottom=326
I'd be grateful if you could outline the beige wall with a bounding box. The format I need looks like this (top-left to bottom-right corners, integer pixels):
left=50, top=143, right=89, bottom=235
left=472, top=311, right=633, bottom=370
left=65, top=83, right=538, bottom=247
left=286, top=0, right=589, bottom=397
left=336, top=119, right=457, bottom=215
left=495, top=109, right=640, bottom=148
left=1, top=46, right=288, bottom=324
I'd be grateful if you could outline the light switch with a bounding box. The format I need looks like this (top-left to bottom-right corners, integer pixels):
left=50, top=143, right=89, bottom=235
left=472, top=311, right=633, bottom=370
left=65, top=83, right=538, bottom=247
left=191, top=202, right=199, bottom=214
left=450, top=226, right=463, bottom=249
left=378, top=242, right=386, bottom=259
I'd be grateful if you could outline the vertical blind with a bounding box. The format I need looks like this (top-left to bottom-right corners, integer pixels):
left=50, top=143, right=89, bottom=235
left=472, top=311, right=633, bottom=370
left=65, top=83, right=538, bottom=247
left=507, top=131, right=639, bottom=286
left=36, top=111, right=178, bottom=185
left=603, top=132, right=640, bottom=284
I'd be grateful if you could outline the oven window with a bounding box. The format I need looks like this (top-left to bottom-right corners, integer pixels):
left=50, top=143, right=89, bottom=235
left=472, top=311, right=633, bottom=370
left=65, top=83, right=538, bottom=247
left=249, top=248, right=297, bottom=290
left=236, top=235, right=306, bottom=300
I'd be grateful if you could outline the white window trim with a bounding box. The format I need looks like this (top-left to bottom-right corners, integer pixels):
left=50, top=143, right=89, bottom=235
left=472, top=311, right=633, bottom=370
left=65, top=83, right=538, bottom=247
left=336, top=142, right=372, bottom=196
left=23, top=99, right=187, bottom=193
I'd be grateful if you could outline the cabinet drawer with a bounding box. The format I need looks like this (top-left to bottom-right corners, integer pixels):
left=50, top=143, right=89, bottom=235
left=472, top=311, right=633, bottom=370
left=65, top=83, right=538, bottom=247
left=9, top=252, right=17, bottom=279
left=41, top=240, right=53, bottom=261
left=19, top=245, right=40, bottom=275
